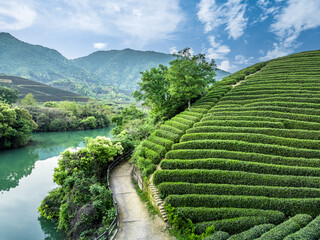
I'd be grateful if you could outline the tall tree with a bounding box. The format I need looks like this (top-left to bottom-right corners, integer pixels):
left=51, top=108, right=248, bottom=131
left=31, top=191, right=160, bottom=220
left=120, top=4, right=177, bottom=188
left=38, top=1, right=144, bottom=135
left=133, top=48, right=216, bottom=120
left=167, top=48, right=216, bottom=111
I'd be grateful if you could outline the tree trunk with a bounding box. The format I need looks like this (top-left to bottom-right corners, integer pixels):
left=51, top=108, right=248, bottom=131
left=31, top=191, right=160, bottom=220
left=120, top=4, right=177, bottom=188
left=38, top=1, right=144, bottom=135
left=188, top=100, right=191, bottom=111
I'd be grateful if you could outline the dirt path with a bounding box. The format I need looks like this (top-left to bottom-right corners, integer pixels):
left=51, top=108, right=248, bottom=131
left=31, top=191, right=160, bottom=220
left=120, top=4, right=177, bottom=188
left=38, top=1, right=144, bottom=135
left=111, top=161, right=173, bottom=240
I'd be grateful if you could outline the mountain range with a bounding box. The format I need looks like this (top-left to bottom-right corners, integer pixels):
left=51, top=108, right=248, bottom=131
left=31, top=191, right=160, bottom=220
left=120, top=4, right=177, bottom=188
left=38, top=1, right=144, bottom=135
left=0, top=32, right=230, bottom=101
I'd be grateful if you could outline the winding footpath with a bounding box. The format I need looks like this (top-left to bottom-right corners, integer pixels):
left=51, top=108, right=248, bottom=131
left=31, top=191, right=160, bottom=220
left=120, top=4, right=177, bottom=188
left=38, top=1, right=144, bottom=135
left=111, top=161, right=173, bottom=240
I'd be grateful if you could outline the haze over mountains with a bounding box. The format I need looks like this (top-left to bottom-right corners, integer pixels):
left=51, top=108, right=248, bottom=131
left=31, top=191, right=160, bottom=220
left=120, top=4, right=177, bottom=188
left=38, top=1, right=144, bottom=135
left=0, top=32, right=230, bottom=100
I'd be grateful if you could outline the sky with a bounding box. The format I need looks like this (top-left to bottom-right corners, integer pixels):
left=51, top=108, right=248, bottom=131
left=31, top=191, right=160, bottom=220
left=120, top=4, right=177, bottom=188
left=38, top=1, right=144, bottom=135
left=0, top=0, right=319, bottom=72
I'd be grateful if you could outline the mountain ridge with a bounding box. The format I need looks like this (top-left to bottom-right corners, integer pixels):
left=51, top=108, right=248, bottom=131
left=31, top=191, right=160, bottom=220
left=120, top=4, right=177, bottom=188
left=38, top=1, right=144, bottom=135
left=0, top=32, right=230, bottom=100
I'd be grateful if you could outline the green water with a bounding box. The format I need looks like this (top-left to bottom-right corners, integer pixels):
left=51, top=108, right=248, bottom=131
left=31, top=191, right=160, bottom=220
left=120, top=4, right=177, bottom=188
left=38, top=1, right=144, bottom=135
left=0, top=127, right=113, bottom=240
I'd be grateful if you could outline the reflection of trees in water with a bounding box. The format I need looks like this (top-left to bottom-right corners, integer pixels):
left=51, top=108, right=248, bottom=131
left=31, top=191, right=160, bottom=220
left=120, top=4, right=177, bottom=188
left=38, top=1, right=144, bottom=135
left=0, top=128, right=112, bottom=192
left=0, top=147, right=39, bottom=191
left=38, top=217, right=65, bottom=240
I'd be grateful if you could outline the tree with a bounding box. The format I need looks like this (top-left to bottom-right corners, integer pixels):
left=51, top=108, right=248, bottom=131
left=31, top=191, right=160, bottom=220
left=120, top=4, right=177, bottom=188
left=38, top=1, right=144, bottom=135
left=167, top=48, right=216, bottom=111
left=21, top=93, right=37, bottom=106
left=132, top=65, right=170, bottom=117
left=0, top=102, right=37, bottom=149
left=0, top=86, right=18, bottom=104
left=132, top=48, right=216, bottom=120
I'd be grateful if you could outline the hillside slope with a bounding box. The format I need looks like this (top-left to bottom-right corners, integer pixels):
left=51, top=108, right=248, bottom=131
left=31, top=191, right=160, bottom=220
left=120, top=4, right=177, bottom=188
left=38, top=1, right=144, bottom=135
left=0, top=33, right=230, bottom=101
left=0, top=75, right=88, bottom=102
left=148, top=49, right=320, bottom=238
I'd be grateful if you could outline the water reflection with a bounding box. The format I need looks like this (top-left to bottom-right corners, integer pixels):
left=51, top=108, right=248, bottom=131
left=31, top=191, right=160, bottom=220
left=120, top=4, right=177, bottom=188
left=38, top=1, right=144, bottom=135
left=0, top=128, right=113, bottom=192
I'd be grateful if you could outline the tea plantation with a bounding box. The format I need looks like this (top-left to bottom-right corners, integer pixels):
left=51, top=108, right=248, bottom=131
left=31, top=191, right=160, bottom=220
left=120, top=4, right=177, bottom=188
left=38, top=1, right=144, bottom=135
left=0, top=74, right=89, bottom=102
left=148, top=50, right=320, bottom=239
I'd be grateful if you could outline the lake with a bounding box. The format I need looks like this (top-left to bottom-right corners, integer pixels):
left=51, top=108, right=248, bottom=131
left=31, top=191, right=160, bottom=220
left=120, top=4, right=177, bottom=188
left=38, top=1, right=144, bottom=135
left=0, top=127, right=113, bottom=240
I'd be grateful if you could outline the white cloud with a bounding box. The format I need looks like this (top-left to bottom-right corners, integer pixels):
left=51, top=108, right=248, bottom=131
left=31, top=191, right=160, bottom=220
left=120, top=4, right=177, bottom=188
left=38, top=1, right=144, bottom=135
left=218, top=60, right=232, bottom=72
left=207, top=36, right=230, bottom=60
left=37, top=0, right=184, bottom=45
left=261, top=0, right=320, bottom=60
left=234, top=55, right=254, bottom=65
left=0, top=0, right=36, bottom=30
left=197, top=0, right=247, bottom=40
left=260, top=42, right=293, bottom=61
left=93, top=42, right=108, bottom=49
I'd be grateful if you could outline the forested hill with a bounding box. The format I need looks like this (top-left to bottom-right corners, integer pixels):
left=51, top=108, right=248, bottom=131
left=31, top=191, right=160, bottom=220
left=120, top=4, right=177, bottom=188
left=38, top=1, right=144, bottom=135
left=0, top=32, right=230, bottom=100
left=134, top=49, right=320, bottom=239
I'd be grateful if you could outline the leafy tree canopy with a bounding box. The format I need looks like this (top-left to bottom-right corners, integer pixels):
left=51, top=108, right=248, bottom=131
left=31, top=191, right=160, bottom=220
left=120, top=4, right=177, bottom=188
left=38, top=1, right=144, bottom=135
left=132, top=48, right=216, bottom=120
left=0, top=86, right=18, bottom=104
left=0, top=102, right=37, bottom=149
left=21, top=93, right=37, bottom=106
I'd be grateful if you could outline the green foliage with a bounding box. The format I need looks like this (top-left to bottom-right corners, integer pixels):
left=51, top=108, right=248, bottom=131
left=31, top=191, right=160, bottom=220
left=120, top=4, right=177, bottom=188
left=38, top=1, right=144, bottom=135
left=0, top=85, right=18, bottom=103
left=21, top=93, right=37, bottom=106
left=228, top=224, right=275, bottom=240
left=203, top=231, right=229, bottom=240
left=133, top=48, right=216, bottom=120
left=284, top=215, right=320, bottom=240
left=154, top=169, right=320, bottom=189
left=175, top=207, right=285, bottom=224
left=24, top=101, right=111, bottom=132
left=160, top=158, right=320, bottom=177
left=165, top=194, right=320, bottom=217
left=0, top=102, right=37, bottom=149
left=39, top=136, right=123, bottom=239
left=256, top=214, right=312, bottom=240
left=158, top=182, right=320, bottom=199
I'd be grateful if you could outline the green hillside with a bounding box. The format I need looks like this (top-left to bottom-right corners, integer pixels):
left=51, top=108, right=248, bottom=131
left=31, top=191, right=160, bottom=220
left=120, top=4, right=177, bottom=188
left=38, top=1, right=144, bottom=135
left=140, top=49, right=320, bottom=238
left=0, top=33, right=230, bottom=101
left=0, top=75, right=89, bottom=102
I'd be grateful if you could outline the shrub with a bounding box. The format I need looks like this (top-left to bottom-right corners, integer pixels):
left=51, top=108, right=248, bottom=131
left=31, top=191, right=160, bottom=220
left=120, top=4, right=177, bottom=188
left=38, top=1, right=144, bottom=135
left=141, top=140, right=166, bottom=157
left=256, top=214, right=312, bottom=240
left=143, top=147, right=161, bottom=164
left=172, top=140, right=320, bottom=159
left=180, top=132, right=320, bottom=149
left=154, top=129, right=180, bottom=142
left=148, top=135, right=173, bottom=151
left=284, top=215, right=320, bottom=240
left=158, top=182, right=320, bottom=199
left=195, top=217, right=276, bottom=235
left=194, top=120, right=284, bottom=129
left=164, top=120, right=189, bottom=131
left=203, top=231, right=230, bottom=240
left=154, top=169, right=320, bottom=189
left=186, top=126, right=320, bottom=140
left=165, top=149, right=320, bottom=168
left=159, top=159, right=320, bottom=177
left=176, top=207, right=285, bottom=223
left=164, top=194, right=320, bottom=217
left=160, top=125, right=184, bottom=135
left=228, top=224, right=275, bottom=240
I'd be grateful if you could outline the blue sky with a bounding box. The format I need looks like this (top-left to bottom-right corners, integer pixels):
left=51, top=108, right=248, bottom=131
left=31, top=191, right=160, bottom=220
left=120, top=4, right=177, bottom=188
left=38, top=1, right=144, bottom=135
left=0, top=0, right=319, bottom=72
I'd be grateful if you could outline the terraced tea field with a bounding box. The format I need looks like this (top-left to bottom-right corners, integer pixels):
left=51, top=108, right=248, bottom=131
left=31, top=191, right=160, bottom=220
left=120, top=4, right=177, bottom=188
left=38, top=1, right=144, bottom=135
left=148, top=50, right=320, bottom=239
left=0, top=75, right=89, bottom=102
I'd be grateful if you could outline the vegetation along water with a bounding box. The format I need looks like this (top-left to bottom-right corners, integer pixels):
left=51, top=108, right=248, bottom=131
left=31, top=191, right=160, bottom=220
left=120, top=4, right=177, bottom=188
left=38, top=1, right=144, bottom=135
left=0, top=127, right=112, bottom=240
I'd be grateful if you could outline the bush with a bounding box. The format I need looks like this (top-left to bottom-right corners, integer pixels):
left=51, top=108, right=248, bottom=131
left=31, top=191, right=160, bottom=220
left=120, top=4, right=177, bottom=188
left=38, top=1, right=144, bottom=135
left=164, top=120, right=189, bottom=131
left=141, top=140, right=166, bottom=157
left=203, top=231, right=230, bottom=240
left=194, top=120, right=284, bottom=129
left=186, top=126, right=320, bottom=140
left=160, top=125, right=184, bottom=135
left=176, top=207, right=285, bottom=223
left=195, top=216, right=277, bottom=235
left=143, top=147, right=161, bottom=164
left=180, top=132, right=320, bottom=149
left=158, top=182, right=320, bottom=199
left=228, top=224, right=275, bottom=240
left=154, top=129, right=180, bottom=142
left=165, top=149, right=320, bottom=168
left=172, top=140, right=320, bottom=159
left=159, top=159, right=320, bottom=177
left=164, top=194, right=320, bottom=217
left=148, top=135, right=173, bottom=151
left=256, top=214, right=312, bottom=240
left=284, top=215, right=320, bottom=240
